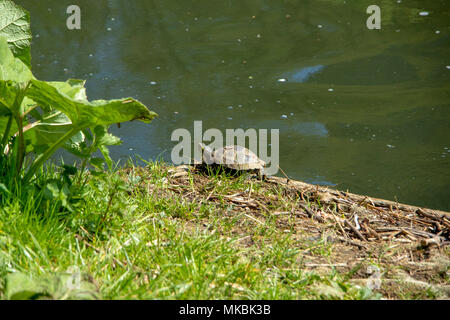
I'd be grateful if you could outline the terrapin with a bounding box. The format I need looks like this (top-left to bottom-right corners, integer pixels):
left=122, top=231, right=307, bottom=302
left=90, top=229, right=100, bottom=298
left=198, top=143, right=266, bottom=177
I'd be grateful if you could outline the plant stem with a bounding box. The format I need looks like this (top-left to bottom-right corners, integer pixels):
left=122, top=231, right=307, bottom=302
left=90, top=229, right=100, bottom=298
left=99, top=187, right=117, bottom=229
left=1, top=114, right=13, bottom=151
left=23, top=127, right=80, bottom=183
left=13, top=81, right=31, bottom=175
left=77, top=157, right=89, bottom=187
left=16, top=115, right=25, bottom=175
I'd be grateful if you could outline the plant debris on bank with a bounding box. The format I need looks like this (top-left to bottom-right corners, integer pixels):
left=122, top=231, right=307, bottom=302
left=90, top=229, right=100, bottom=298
left=116, top=163, right=449, bottom=299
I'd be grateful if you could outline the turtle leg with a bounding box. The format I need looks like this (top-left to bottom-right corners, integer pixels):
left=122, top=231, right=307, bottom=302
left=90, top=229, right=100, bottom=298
left=258, top=169, right=265, bottom=181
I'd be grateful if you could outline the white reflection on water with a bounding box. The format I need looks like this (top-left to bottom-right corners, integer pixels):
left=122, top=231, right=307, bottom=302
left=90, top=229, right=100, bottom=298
left=279, top=65, right=324, bottom=83
left=290, top=121, right=328, bottom=137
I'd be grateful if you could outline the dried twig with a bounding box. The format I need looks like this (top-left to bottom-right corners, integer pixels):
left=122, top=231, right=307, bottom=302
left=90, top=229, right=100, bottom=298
left=299, top=203, right=324, bottom=223
left=345, top=219, right=366, bottom=241
left=416, top=209, right=450, bottom=229
left=333, top=236, right=367, bottom=249
left=328, top=209, right=348, bottom=239
left=253, top=198, right=269, bottom=212
left=304, top=263, right=348, bottom=268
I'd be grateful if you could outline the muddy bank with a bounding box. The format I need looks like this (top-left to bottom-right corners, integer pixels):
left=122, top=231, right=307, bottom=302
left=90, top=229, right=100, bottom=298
left=122, top=164, right=450, bottom=299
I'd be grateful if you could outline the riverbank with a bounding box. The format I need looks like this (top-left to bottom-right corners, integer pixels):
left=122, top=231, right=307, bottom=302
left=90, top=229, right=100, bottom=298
left=0, top=161, right=448, bottom=299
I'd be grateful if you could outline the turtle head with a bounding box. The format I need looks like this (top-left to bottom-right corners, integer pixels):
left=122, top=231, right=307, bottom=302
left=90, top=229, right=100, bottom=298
left=198, top=143, right=214, bottom=164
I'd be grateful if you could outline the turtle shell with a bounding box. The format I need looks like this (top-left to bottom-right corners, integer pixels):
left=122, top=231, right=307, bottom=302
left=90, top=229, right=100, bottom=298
left=211, top=145, right=265, bottom=170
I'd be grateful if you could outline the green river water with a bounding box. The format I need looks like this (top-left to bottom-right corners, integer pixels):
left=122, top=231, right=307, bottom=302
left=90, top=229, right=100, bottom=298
left=16, top=0, right=450, bottom=210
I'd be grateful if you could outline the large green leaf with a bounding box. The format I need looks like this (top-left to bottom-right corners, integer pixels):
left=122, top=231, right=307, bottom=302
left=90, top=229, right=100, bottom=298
left=26, top=80, right=157, bottom=128
left=44, top=79, right=88, bottom=102
left=0, top=0, right=32, bottom=68
left=23, top=79, right=87, bottom=155
left=0, top=36, right=33, bottom=147
left=5, top=271, right=100, bottom=300
left=22, top=79, right=157, bottom=181
left=23, top=79, right=124, bottom=167
left=0, top=36, right=33, bottom=121
left=25, top=109, right=73, bottom=153
left=0, top=36, right=33, bottom=82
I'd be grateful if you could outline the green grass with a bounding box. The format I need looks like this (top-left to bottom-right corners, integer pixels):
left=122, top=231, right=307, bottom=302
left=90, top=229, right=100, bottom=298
left=0, top=160, right=382, bottom=300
